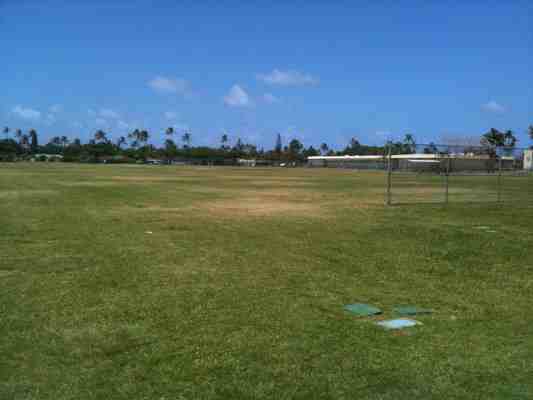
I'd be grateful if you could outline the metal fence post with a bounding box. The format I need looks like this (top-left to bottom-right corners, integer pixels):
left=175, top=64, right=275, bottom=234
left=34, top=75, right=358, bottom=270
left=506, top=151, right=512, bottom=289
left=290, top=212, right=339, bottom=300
left=445, top=155, right=450, bottom=204
left=386, top=146, right=392, bottom=206
left=497, top=157, right=502, bottom=203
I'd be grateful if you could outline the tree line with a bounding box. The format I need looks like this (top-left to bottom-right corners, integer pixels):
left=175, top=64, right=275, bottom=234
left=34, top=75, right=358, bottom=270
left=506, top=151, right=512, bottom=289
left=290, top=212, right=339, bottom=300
left=1, top=125, right=532, bottom=163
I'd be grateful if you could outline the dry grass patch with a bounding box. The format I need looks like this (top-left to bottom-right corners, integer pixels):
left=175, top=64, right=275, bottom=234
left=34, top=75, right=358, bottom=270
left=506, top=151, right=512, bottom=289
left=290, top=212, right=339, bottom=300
left=110, top=187, right=375, bottom=218
left=198, top=196, right=321, bottom=217
left=111, top=176, right=194, bottom=183
left=193, top=187, right=325, bottom=217
left=245, top=179, right=314, bottom=187
left=55, top=181, right=119, bottom=187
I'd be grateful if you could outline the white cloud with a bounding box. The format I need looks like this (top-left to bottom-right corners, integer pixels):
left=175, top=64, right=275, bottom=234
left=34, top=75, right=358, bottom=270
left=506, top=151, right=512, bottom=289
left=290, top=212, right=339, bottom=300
left=263, top=93, right=279, bottom=104
left=11, top=105, right=41, bottom=120
left=257, top=69, right=319, bottom=86
left=481, top=100, right=505, bottom=113
left=148, top=76, right=189, bottom=94
left=99, top=108, right=120, bottom=119
left=49, top=104, right=63, bottom=113
left=164, top=111, right=179, bottom=120
left=117, top=120, right=129, bottom=130
left=44, top=113, right=56, bottom=126
left=223, top=84, right=252, bottom=107
left=440, top=134, right=481, bottom=147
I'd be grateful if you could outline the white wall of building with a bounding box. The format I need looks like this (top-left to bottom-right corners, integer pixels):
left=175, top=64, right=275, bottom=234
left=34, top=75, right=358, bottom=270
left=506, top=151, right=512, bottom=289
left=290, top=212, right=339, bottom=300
left=524, top=150, right=533, bottom=170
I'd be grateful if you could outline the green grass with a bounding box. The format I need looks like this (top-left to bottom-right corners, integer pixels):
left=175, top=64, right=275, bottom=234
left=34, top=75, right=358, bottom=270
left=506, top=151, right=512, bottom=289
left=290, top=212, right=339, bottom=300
left=1, top=163, right=532, bottom=399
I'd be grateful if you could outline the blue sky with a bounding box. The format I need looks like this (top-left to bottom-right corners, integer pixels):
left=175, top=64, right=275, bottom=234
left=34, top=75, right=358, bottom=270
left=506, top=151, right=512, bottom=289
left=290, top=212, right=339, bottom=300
left=1, top=0, right=532, bottom=149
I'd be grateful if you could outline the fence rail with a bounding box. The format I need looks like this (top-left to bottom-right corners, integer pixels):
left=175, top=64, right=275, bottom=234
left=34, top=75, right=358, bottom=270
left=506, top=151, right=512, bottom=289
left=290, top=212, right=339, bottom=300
left=384, top=144, right=532, bottom=205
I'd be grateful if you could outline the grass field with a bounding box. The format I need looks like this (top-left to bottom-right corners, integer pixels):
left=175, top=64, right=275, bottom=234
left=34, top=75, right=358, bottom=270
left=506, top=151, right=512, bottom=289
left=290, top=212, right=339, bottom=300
left=1, top=163, right=532, bottom=399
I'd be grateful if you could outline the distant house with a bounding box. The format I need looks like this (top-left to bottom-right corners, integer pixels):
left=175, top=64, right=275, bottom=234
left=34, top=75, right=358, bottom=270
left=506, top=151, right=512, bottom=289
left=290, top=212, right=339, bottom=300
left=307, top=155, right=385, bottom=169
left=145, top=158, right=163, bottom=165
left=237, top=159, right=256, bottom=167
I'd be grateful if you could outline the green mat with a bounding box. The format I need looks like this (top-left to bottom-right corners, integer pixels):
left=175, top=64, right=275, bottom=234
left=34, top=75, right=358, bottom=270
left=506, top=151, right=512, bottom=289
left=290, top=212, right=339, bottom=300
left=393, top=306, right=432, bottom=316
left=344, top=303, right=381, bottom=316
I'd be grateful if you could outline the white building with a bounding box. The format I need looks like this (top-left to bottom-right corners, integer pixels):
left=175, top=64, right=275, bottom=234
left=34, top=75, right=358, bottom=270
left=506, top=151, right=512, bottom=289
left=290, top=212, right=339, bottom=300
left=237, top=159, right=257, bottom=167
left=307, top=155, right=385, bottom=169
left=524, top=150, right=533, bottom=170
left=307, top=153, right=515, bottom=172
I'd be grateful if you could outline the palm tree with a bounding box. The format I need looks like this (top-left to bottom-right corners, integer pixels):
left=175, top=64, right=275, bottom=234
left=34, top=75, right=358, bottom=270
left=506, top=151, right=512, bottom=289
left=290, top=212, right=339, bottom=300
left=60, top=136, right=69, bottom=148
left=481, top=128, right=504, bottom=148
left=116, top=136, right=127, bottom=149
left=165, top=127, right=174, bottom=136
left=528, top=125, right=533, bottom=144
left=320, top=143, right=329, bottom=155
left=164, top=138, right=176, bottom=149
left=502, top=130, right=517, bottom=156
left=20, top=134, right=30, bottom=152
left=3, top=126, right=9, bottom=140
left=503, top=130, right=517, bottom=148
left=164, top=138, right=177, bottom=159
left=29, top=129, right=38, bottom=153
left=128, top=129, right=140, bottom=148
left=234, top=138, right=243, bottom=152
left=94, top=130, right=107, bottom=143
left=221, top=133, right=228, bottom=150
left=403, top=133, right=416, bottom=154
left=182, top=131, right=191, bottom=148
left=139, top=130, right=149, bottom=146
left=275, top=133, right=282, bottom=154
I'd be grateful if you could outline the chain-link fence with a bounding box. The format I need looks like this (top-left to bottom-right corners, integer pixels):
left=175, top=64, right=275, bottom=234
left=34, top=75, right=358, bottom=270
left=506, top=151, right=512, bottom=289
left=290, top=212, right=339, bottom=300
left=384, top=144, right=533, bottom=205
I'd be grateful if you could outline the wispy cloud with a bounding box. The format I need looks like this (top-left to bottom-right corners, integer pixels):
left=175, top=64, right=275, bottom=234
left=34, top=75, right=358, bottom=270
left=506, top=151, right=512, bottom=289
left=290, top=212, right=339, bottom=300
left=148, top=76, right=189, bottom=94
left=49, top=104, right=63, bottom=113
left=11, top=105, right=41, bottom=120
left=99, top=108, right=120, bottom=119
left=223, top=85, right=252, bottom=107
left=95, top=118, right=107, bottom=126
left=257, top=69, right=319, bottom=86
left=481, top=100, right=505, bottom=113
left=117, top=120, right=129, bottom=130
left=44, top=113, right=56, bottom=126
